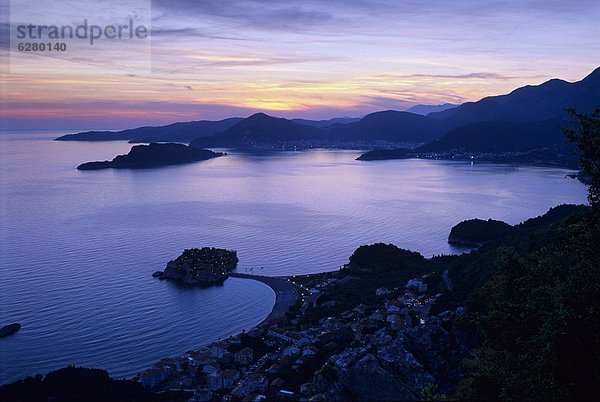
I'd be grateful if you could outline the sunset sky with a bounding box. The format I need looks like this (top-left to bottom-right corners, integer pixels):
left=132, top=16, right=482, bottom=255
left=1, top=0, right=599, bottom=130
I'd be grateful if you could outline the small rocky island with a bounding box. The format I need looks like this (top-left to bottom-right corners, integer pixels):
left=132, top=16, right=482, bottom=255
left=77, top=143, right=225, bottom=170
left=0, top=323, right=21, bottom=339
left=153, top=247, right=238, bottom=286
left=448, top=218, right=513, bottom=246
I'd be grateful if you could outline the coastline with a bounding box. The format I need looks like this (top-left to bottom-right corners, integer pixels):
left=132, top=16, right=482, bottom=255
left=229, top=273, right=300, bottom=326
left=133, top=273, right=300, bottom=386
left=358, top=153, right=581, bottom=170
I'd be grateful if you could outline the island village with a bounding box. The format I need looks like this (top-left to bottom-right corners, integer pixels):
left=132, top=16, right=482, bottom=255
left=136, top=262, right=469, bottom=401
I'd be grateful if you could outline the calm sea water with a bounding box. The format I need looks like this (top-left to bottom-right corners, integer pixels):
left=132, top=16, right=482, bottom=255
left=0, top=132, right=588, bottom=384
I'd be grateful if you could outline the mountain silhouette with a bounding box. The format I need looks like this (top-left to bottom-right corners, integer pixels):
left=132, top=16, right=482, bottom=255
left=291, top=117, right=360, bottom=127
left=56, top=118, right=243, bottom=143
left=191, top=110, right=446, bottom=147
left=406, top=103, right=458, bottom=115
left=57, top=66, right=600, bottom=155
left=190, top=113, right=323, bottom=147
left=417, top=119, right=568, bottom=153
left=416, top=67, right=599, bottom=153
left=326, top=110, right=445, bottom=143
left=429, top=67, right=600, bottom=129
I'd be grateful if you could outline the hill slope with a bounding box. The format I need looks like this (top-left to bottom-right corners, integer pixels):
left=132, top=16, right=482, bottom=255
left=429, top=67, right=600, bottom=128
left=191, top=111, right=446, bottom=148
left=326, top=110, right=445, bottom=143
left=291, top=117, right=360, bottom=128
left=56, top=118, right=243, bottom=143
left=417, top=119, right=569, bottom=153
left=406, top=103, right=458, bottom=115
left=191, top=113, right=323, bottom=148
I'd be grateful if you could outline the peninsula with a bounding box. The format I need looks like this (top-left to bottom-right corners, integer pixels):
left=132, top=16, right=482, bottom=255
left=153, top=247, right=238, bottom=286
left=77, top=143, right=225, bottom=170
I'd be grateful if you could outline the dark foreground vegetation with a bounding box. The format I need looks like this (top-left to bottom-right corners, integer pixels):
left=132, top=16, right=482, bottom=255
left=0, top=366, right=160, bottom=402
left=447, top=218, right=514, bottom=246
left=452, top=106, right=600, bottom=399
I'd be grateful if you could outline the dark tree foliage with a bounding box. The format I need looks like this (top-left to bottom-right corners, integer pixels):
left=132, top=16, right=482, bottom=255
left=347, top=243, right=425, bottom=274
left=0, top=366, right=159, bottom=402
left=448, top=218, right=514, bottom=245
left=565, top=106, right=600, bottom=210
left=459, top=216, right=600, bottom=400
left=457, top=108, right=600, bottom=400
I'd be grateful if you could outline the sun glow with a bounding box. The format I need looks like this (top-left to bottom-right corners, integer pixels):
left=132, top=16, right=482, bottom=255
left=1, top=0, right=598, bottom=129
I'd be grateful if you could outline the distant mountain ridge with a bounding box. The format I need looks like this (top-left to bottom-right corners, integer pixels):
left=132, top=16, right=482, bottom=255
left=412, top=67, right=599, bottom=155
left=191, top=110, right=446, bottom=148
left=359, top=66, right=599, bottom=165
left=57, top=66, right=600, bottom=162
left=292, top=117, right=361, bottom=127
left=406, top=103, right=458, bottom=115
left=428, top=67, right=600, bottom=128
left=56, top=118, right=244, bottom=143
left=326, top=110, right=445, bottom=143
left=56, top=116, right=358, bottom=143
left=417, top=119, right=567, bottom=153
left=191, top=113, right=323, bottom=148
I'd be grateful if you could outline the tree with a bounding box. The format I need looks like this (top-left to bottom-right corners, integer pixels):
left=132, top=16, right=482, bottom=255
left=452, top=107, right=600, bottom=400
left=564, top=107, right=600, bottom=210
left=459, top=217, right=600, bottom=400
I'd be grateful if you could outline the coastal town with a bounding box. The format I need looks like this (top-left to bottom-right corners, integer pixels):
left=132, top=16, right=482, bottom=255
left=136, top=267, right=467, bottom=401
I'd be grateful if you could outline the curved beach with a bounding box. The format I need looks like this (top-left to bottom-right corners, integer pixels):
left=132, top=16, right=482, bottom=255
left=229, top=273, right=299, bottom=325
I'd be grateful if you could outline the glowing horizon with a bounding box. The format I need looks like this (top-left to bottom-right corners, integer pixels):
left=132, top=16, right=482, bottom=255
left=1, top=0, right=599, bottom=130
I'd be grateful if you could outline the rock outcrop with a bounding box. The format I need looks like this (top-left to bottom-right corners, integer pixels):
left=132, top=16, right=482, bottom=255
left=0, top=323, right=21, bottom=338
left=313, top=309, right=472, bottom=400
left=153, top=247, right=238, bottom=286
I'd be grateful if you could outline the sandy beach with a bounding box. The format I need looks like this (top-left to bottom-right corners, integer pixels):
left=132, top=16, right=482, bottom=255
left=229, top=273, right=299, bottom=325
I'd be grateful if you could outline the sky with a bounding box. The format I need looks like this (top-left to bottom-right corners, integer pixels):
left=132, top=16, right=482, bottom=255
left=0, top=0, right=599, bottom=130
